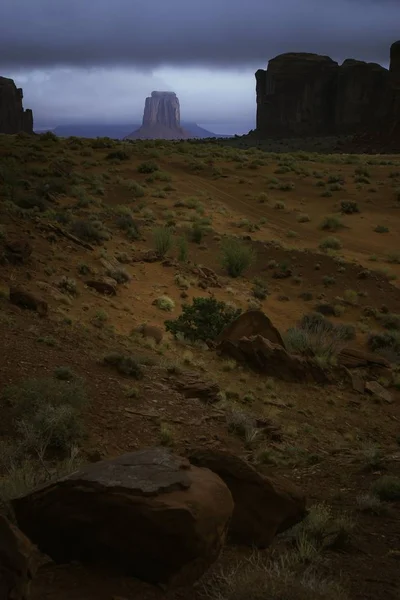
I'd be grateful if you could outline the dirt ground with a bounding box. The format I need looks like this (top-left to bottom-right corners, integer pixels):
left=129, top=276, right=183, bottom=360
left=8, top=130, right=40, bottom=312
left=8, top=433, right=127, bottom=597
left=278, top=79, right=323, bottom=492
left=1, top=133, right=400, bottom=599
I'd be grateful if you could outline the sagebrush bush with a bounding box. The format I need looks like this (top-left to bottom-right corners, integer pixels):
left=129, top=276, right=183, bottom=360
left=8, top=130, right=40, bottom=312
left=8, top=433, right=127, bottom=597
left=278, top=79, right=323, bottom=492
left=165, top=297, right=241, bottom=342
left=285, top=313, right=349, bottom=364
left=103, top=353, right=144, bottom=378
left=319, top=236, right=342, bottom=251
left=137, top=161, right=159, bottom=174
left=220, top=237, right=255, bottom=278
left=152, top=226, right=173, bottom=257
left=1, top=377, right=87, bottom=455
left=320, top=216, right=343, bottom=232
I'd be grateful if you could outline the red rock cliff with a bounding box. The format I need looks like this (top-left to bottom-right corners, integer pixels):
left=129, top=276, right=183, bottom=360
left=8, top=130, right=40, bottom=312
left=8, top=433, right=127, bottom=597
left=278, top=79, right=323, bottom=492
left=0, top=77, right=33, bottom=134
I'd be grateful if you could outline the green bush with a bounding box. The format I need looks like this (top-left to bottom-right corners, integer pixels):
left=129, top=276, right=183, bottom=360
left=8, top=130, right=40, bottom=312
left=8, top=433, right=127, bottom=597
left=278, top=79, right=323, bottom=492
left=320, top=216, right=343, bottom=231
left=340, top=201, right=360, bottom=214
left=220, top=237, right=255, bottom=278
left=165, top=297, right=241, bottom=342
left=152, top=226, right=173, bottom=257
left=319, top=236, right=342, bottom=251
left=106, top=149, right=130, bottom=161
left=372, top=476, right=400, bottom=501
left=137, top=161, right=159, bottom=174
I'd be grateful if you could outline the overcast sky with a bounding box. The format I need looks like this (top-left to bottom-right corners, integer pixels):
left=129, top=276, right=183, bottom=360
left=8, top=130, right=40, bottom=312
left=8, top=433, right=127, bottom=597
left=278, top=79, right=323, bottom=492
left=1, top=0, right=398, bottom=133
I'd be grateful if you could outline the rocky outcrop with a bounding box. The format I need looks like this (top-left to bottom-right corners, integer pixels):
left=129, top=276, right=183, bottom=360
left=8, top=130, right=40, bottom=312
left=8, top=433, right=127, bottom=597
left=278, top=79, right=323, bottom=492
left=216, top=310, right=285, bottom=347
left=12, top=448, right=233, bottom=589
left=189, top=450, right=307, bottom=548
left=0, top=77, right=33, bottom=134
left=255, top=41, right=400, bottom=140
left=217, top=335, right=330, bottom=384
left=256, top=53, right=338, bottom=136
left=125, top=91, right=192, bottom=140
left=0, top=515, right=39, bottom=600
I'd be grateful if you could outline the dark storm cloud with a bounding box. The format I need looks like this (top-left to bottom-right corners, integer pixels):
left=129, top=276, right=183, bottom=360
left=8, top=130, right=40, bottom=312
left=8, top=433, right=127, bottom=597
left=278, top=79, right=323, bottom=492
left=0, top=0, right=398, bottom=70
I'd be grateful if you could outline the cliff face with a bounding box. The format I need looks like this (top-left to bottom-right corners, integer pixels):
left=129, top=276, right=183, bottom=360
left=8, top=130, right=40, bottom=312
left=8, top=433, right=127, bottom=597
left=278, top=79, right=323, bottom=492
left=255, top=41, right=400, bottom=139
left=0, top=77, right=33, bottom=134
left=126, top=91, right=192, bottom=140
left=257, top=53, right=338, bottom=136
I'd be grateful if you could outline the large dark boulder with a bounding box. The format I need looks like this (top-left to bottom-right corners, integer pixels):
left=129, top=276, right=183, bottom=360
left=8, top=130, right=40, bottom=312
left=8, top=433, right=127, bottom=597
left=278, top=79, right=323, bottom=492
left=12, top=448, right=234, bottom=589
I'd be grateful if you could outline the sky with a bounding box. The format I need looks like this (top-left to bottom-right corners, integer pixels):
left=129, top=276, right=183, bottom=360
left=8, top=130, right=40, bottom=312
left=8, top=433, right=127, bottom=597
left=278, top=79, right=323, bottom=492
left=1, top=0, right=399, bottom=134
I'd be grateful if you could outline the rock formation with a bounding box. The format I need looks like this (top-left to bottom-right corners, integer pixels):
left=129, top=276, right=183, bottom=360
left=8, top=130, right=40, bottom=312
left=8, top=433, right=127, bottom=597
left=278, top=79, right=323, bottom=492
left=12, top=447, right=233, bottom=588
left=188, top=450, right=306, bottom=548
left=0, top=77, right=33, bottom=134
left=125, top=91, right=192, bottom=140
left=255, top=41, right=400, bottom=140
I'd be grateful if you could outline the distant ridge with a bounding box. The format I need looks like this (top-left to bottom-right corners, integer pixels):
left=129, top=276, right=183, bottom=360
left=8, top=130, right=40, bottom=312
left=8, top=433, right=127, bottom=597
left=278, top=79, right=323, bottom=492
left=37, top=122, right=234, bottom=139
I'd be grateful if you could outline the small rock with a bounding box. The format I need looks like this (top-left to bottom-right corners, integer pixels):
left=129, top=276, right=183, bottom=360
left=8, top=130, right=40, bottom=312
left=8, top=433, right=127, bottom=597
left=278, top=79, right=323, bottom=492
left=86, top=280, right=117, bottom=296
left=365, top=381, right=393, bottom=403
left=2, top=240, right=32, bottom=264
left=9, top=287, right=48, bottom=317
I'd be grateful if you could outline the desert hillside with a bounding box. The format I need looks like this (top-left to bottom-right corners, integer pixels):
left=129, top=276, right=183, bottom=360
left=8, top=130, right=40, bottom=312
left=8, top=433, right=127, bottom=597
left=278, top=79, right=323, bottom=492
left=1, top=132, right=400, bottom=600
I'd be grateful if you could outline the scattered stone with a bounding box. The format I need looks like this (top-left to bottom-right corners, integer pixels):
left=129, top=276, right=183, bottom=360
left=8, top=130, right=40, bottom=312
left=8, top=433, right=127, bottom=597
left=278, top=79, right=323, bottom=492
left=216, top=310, right=284, bottom=347
left=173, top=372, right=221, bottom=403
left=9, top=287, right=48, bottom=317
left=12, top=448, right=233, bottom=589
left=132, top=250, right=160, bottom=263
left=344, top=368, right=366, bottom=394
left=0, top=514, right=40, bottom=600
left=132, top=323, right=163, bottom=345
left=191, top=266, right=221, bottom=288
left=338, top=348, right=390, bottom=369
left=2, top=240, right=33, bottom=264
left=86, top=279, right=117, bottom=296
left=217, top=335, right=330, bottom=384
left=365, top=381, right=393, bottom=403
left=188, top=450, right=306, bottom=548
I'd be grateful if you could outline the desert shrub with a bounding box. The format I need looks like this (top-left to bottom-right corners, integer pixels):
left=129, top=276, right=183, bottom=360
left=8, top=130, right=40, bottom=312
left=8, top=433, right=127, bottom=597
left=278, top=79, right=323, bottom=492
left=340, top=200, right=360, bottom=214
left=378, top=313, right=400, bottom=330
left=343, top=289, right=358, bottom=305
left=103, top=353, right=144, bottom=379
left=176, top=236, right=188, bottom=261
left=137, top=161, right=159, bottom=174
left=252, top=278, right=268, bottom=300
left=367, top=331, right=400, bottom=363
left=220, top=237, right=255, bottom=278
left=371, top=476, right=400, bottom=501
left=154, top=295, right=175, bottom=311
left=165, top=297, right=241, bottom=343
left=374, top=225, right=389, bottom=233
left=126, top=180, right=146, bottom=198
left=1, top=377, right=87, bottom=455
left=320, top=216, right=343, bottom=231
left=106, top=149, right=130, bottom=161
left=57, top=276, right=78, bottom=296
left=319, top=236, right=342, bottom=251
left=189, top=220, right=208, bottom=244
left=152, top=226, right=173, bottom=257
left=285, top=313, right=349, bottom=364
left=297, top=213, right=310, bottom=223
left=70, top=219, right=110, bottom=244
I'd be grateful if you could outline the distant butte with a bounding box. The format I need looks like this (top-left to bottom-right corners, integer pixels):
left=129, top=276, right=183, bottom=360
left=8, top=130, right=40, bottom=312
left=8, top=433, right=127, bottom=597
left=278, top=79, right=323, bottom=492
left=125, top=91, right=192, bottom=140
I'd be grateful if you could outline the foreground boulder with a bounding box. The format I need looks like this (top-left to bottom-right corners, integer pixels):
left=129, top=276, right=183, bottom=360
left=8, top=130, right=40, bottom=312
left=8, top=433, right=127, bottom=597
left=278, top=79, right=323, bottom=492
left=216, top=310, right=285, bottom=347
left=189, top=450, right=306, bottom=548
left=217, top=335, right=330, bottom=384
left=0, top=515, right=39, bottom=600
left=12, top=448, right=233, bottom=588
